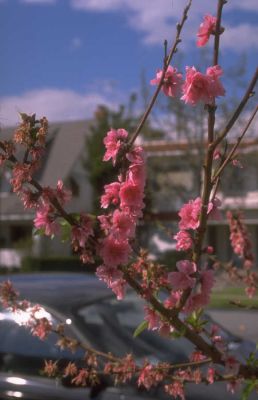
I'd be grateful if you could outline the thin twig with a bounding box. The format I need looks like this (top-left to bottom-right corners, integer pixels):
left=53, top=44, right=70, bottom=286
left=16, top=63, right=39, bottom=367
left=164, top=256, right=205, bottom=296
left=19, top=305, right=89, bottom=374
left=211, top=67, right=258, bottom=150
left=128, top=0, right=192, bottom=147
left=213, top=0, right=226, bottom=66
left=212, top=105, right=258, bottom=183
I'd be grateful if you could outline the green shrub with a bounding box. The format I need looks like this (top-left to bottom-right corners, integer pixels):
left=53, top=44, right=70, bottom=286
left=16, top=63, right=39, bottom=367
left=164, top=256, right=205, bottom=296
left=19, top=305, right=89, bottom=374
left=21, top=256, right=95, bottom=273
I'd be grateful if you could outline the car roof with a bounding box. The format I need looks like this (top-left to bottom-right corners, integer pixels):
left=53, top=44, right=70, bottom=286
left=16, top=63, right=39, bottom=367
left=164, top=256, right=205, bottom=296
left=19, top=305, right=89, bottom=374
left=0, top=272, right=112, bottom=313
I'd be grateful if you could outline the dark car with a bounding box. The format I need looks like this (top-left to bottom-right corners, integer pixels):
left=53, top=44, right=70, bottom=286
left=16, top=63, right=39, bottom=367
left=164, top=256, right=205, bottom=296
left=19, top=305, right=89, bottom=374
left=0, top=273, right=256, bottom=400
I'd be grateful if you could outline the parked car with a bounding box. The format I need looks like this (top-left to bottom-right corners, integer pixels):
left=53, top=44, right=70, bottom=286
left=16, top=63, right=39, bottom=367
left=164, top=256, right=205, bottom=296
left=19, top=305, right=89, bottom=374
left=0, top=273, right=256, bottom=399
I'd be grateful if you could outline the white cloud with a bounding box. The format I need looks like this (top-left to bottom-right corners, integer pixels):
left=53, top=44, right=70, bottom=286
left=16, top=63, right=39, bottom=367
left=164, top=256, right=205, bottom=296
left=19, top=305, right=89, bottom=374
left=69, top=0, right=258, bottom=51
left=221, top=24, right=258, bottom=52
left=71, top=0, right=123, bottom=11
left=0, top=88, right=120, bottom=127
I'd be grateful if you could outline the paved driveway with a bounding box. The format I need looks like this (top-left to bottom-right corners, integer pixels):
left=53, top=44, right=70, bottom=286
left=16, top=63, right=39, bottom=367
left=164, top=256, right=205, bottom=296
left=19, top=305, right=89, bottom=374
left=208, top=309, right=258, bottom=342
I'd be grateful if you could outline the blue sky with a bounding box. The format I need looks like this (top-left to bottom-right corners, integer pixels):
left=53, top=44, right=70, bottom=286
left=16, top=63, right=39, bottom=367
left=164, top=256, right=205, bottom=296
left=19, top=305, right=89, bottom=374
left=0, top=0, right=257, bottom=126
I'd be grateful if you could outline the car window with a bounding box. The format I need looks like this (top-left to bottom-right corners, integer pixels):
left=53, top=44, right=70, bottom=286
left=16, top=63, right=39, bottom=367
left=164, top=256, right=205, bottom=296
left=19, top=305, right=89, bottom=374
left=77, top=293, right=193, bottom=362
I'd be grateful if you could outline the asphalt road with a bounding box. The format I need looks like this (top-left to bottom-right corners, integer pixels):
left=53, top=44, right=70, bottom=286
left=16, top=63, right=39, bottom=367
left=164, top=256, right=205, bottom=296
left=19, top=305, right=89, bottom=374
left=207, top=309, right=258, bottom=342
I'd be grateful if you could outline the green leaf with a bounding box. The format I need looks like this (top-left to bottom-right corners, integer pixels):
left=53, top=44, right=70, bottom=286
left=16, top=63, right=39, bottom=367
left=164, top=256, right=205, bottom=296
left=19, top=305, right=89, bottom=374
left=60, top=223, right=72, bottom=243
left=32, top=227, right=45, bottom=236
left=241, top=380, right=257, bottom=400
left=133, top=320, right=148, bottom=338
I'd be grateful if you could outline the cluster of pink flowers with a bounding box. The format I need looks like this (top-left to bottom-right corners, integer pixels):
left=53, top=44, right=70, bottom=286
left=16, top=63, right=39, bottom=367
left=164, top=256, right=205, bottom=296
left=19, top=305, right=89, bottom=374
left=174, top=196, right=220, bottom=252
left=166, top=260, right=214, bottom=312
left=71, top=213, right=93, bottom=252
left=103, top=128, right=128, bottom=166
left=34, top=180, right=72, bottom=236
left=173, top=197, right=201, bottom=252
left=184, top=269, right=214, bottom=312
left=138, top=363, right=165, bottom=390
left=151, top=64, right=225, bottom=106
left=104, top=354, right=136, bottom=384
left=181, top=65, right=225, bottom=105
left=150, top=14, right=225, bottom=106
left=167, top=195, right=220, bottom=312
left=97, top=129, right=146, bottom=299
left=227, top=211, right=254, bottom=268
left=168, top=260, right=196, bottom=290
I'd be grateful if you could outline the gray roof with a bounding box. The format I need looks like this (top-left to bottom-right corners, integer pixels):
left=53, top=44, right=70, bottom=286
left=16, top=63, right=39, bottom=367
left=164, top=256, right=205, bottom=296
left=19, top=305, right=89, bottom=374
left=40, top=120, right=90, bottom=186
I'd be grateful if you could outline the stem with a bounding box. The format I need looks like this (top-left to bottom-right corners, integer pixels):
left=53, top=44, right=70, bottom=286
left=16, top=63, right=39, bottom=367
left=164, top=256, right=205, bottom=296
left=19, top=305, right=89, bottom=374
left=121, top=267, right=223, bottom=364
left=213, top=0, right=226, bottom=66
left=128, top=0, right=192, bottom=147
left=178, top=0, right=226, bottom=309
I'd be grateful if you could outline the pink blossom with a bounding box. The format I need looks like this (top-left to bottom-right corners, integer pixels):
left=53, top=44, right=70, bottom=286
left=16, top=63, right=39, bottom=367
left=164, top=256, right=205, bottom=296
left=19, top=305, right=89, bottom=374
left=56, top=180, right=72, bottom=205
left=30, top=317, right=52, bottom=340
left=72, top=369, right=89, bottom=386
left=144, top=306, right=160, bottom=330
left=191, top=368, right=202, bottom=384
left=11, top=163, right=33, bottom=192
left=128, top=163, right=146, bottom=190
left=34, top=204, right=60, bottom=236
left=227, top=380, right=241, bottom=394
left=99, top=235, right=131, bottom=267
left=232, top=159, right=243, bottom=168
left=71, top=214, right=93, bottom=249
left=103, top=128, right=128, bottom=165
left=245, top=285, right=256, bottom=299
left=150, top=65, right=183, bottom=97
left=184, top=269, right=214, bottom=312
left=181, top=67, right=211, bottom=105
left=164, top=290, right=181, bottom=309
left=178, top=197, right=202, bottom=230
left=165, top=382, right=185, bottom=400
left=168, top=260, right=196, bottom=290
left=213, top=149, right=221, bottom=160
left=138, top=364, right=154, bottom=390
left=126, top=146, right=145, bottom=165
left=181, top=66, right=225, bottom=105
left=19, top=189, right=39, bottom=209
left=119, top=181, right=144, bottom=214
left=207, top=367, right=215, bottom=384
left=138, top=364, right=163, bottom=390
left=96, top=264, right=122, bottom=286
left=227, top=211, right=254, bottom=266
left=174, top=230, right=193, bottom=251
left=96, top=264, right=126, bottom=299
left=197, top=15, right=217, bottom=47
left=111, top=209, right=136, bottom=238
left=190, top=350, right=206, bottom=362
left=208, top=197, right=221, bottom=221
left=101, top=182, right=120, bottom=208
left=98, top=214, right=112, bottom=232
left=206, top=65, right=226, bottom=98
left=110, top=278, right=127, bottom=300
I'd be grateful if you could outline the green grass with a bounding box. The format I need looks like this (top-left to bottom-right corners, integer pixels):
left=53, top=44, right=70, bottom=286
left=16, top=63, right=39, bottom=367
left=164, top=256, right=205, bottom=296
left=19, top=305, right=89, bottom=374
left=209, top=287, right=258, bottom=309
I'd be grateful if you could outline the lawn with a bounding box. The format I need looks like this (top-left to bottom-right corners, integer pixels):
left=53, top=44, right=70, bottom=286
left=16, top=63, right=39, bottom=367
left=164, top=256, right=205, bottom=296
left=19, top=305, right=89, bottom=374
left=209, top=287, right=258, bottom=309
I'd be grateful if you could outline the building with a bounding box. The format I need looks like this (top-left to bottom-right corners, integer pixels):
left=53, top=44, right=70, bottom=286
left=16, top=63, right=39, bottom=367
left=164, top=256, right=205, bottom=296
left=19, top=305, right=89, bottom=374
left=1, top=120, right=257, bottom=267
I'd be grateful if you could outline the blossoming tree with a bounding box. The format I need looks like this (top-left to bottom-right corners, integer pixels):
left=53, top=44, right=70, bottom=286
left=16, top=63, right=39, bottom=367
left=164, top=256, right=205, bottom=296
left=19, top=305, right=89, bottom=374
left=0, top=0, right=258, bottom=398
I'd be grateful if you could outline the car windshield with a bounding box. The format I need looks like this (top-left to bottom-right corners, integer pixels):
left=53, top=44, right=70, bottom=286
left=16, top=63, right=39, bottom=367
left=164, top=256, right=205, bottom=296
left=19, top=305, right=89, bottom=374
left=76, top=292, right=193, bottom=363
